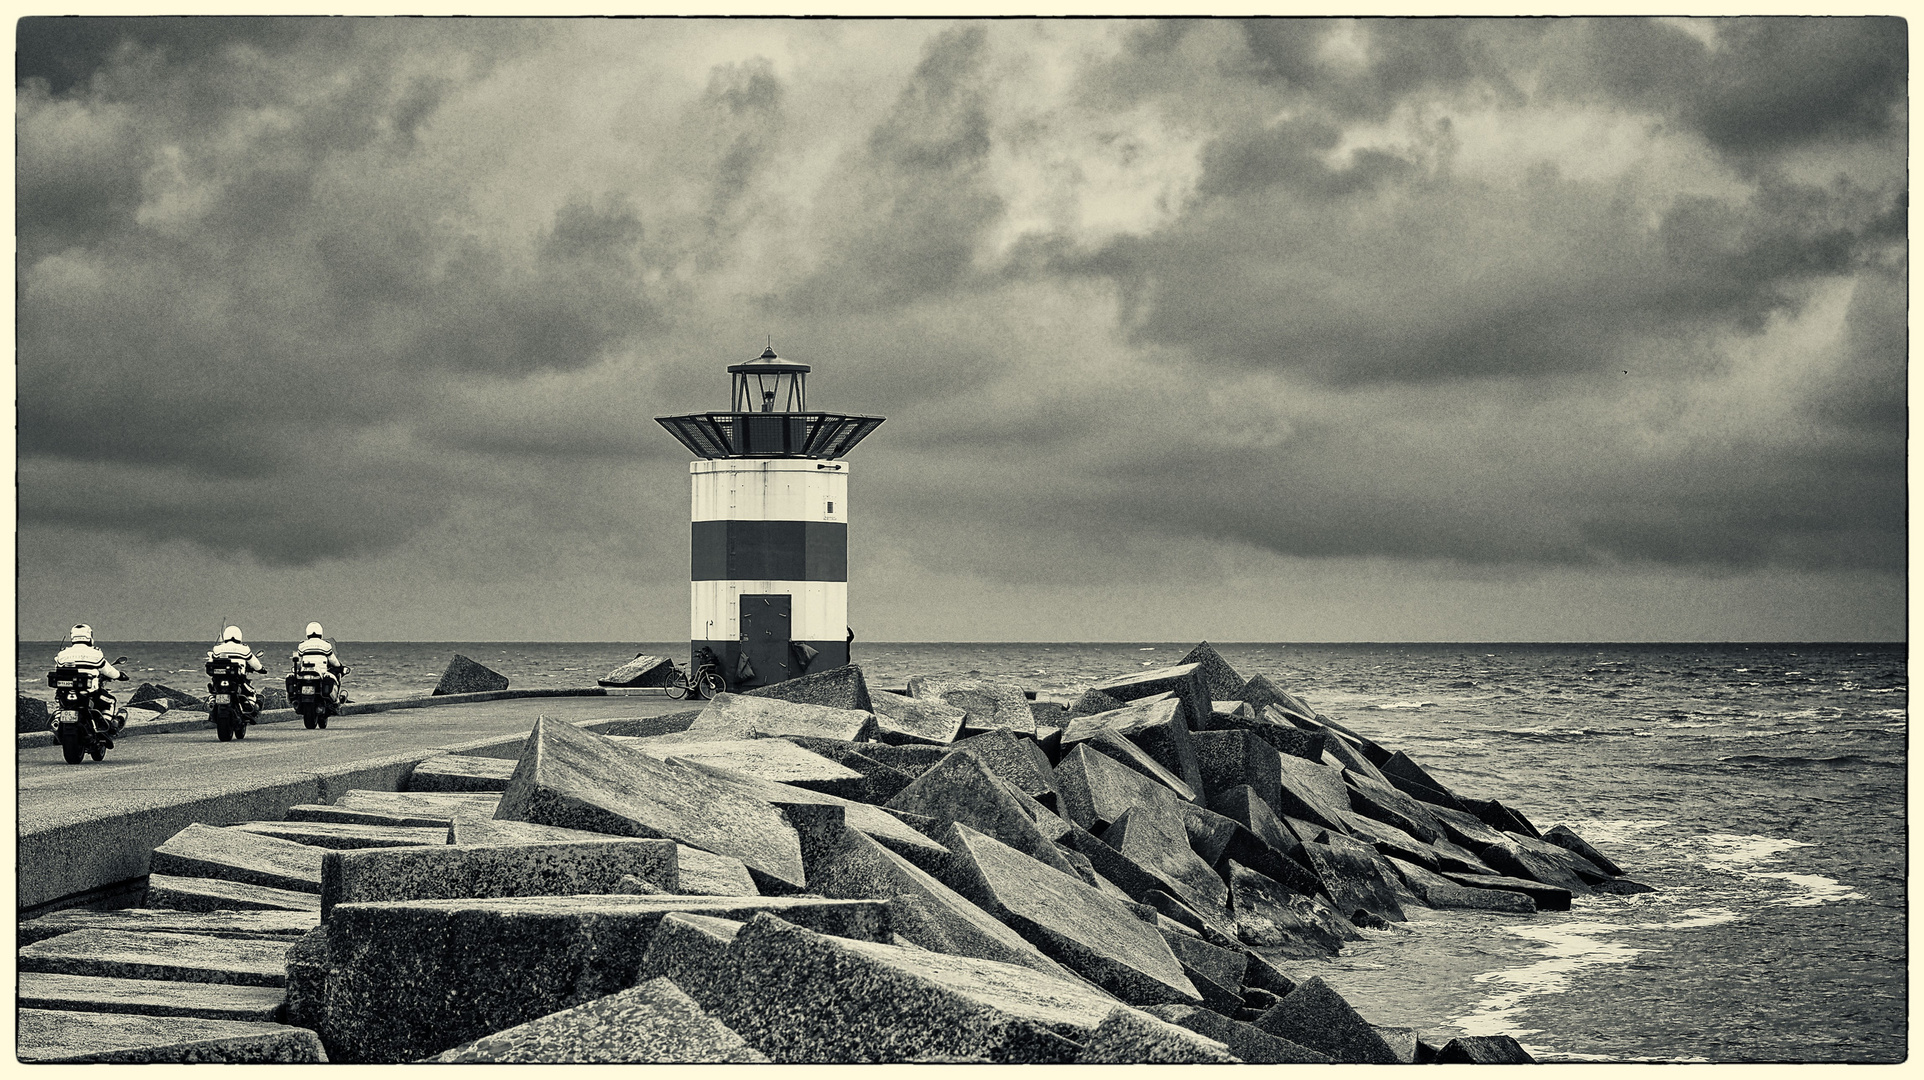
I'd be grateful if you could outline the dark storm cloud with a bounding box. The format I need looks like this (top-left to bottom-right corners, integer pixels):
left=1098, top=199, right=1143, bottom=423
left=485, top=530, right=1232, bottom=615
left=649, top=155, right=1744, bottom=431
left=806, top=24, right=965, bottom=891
left=17, top=15, right=349, bottom=93
left=1581, top=17, right=1907, bottom=158
left=1236, top=17, right=1527, bottom=119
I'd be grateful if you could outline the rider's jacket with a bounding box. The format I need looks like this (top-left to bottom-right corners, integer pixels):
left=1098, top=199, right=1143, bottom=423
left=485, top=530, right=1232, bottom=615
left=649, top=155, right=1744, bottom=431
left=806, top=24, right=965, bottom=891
left=208, top=641, right=265, bottom=673
left=54, top=643, right=122, bottom=688
left=293, top=637, right=345, bottom=675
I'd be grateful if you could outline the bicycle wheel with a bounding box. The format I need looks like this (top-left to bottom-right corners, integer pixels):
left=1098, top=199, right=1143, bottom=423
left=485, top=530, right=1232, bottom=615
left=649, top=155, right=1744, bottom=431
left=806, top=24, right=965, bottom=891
left=696, top=672, right=725, bottom=700
left=665, top=677, right=688, bottom=700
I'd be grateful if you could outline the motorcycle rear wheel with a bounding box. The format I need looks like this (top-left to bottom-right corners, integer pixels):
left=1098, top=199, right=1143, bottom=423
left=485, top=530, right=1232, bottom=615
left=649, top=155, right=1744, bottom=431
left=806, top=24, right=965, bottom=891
left=58, top=725, right=83, bottom=764
left=302, top=709, right=316, bottom=730
left=215, top=710, right=233, bottom=742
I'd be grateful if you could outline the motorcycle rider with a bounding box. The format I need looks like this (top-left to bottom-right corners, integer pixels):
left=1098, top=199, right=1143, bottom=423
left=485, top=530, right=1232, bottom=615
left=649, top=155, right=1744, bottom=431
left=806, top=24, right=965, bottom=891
left=206, top=626, right=266, bottom=717
left=52, top=624, right=128, bottom=734
left=287, top=622, right=350, bottom=708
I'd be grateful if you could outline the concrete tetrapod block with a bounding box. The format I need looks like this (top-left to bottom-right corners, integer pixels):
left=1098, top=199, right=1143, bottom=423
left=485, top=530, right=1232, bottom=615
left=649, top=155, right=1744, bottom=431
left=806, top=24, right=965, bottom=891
left=319, top=836, right=680, bottom=917
left=16, top=1009, right=327, bottom=1064
left=931, top=821, right=1202, bottom=1008
left=1223, top=861, right=1356, bottom=957
left=1253, top=974, right=1401, bottom=1063
left=715, top=911, right=1120, bottom=1063
left=1177, top=641, right=1249, bottom=701
left=1105, top=802, right=1230, bottom=919
left=1076, top=1006, right=1240, bottom=1063
left=1439, top=1034, right=1538, bottom=1063
left=949, top=727, right=1061, bottom=807
left=884, top=750, right=1080, bottom=876
left=1385, top=856, right=1536, bottom=913
left=793, top=810, right=1074, bottom=980
left=1143, top=1004, right=1333, bottom=1063
left=1087, top=664, right=1210, bottom=745
left=1078, top=727, right=1197, bottom=800
left=19, top=929, right=291, bottom=987
left=1060, top=697, right=1205, bottom=798
left=21, top=907, right=318, bottom=945
left=868, top=688, right=966, bottom=746
left=408, top=754, right=519, bottom=793
left=19, top=971, right=290, bottom=1022
left=432, top=653, right=510, bottom=695
left=1301, top=834, right=1407, bottom=923
left=681, top=692, right=878, bottom=743
left=145, top=874, right=323, bottom=913
left=1545, top=823, right=1627, bottom=876
left=430, top=976, right=766, bottom=1063
left=320, top=894, right=891, bottom=1063
left=149, top=824, right=327, bottom=893
left=612, top=735, right=867, bottom=795
left=492, top=716, right=805, bottom=892
left=908, top=675, right=1037, bottom=737
left=232, top=820, right=451, bottom=850
left=741, top=663, right=875, bottom=713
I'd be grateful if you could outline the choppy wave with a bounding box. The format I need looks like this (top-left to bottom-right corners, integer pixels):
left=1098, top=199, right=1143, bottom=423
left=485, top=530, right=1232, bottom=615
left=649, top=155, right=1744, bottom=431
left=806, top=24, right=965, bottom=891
left=1718, top=753, right=1896, bottom=770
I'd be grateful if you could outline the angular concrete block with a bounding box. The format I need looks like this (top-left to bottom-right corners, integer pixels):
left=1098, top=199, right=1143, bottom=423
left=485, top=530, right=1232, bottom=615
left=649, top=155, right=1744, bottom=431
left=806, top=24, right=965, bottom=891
left=432, top=653, right=509, bottom=695
left=19, top=972, right=289, bottom=1022
left=1385, top=856, right=1536, bottom=913
left=1439, top=871, right=1572, bottom=911
left=908, top=675, right=1036, bottom=737
left=741, top=663, right=875, bottom=713
left=1338, top=809, right=1441, bottom=869
left=283, top=804, right=457, bottom=829
left=1379, top=749, right=1469, bottom=810
left=321, top=894, right=890, bottom=1062
left=717, top=911, right=1114, bottom=1063
left=776, top=735, right=918, bottom=803
left=1254, top=975, right=1401, bottom=1063
left=1076, top=1006, right=1239, bottom=1063
left=1105, top=802, right=1228, bottom=919
left=1144, top=1003, right=1333, bottom=1063
left=335, top=789, right=503, bottom=821
left=1190, top=729, right=1283, bottom=810
left=1439, top=1034, right=1538, bottom=1063
left=319, top=836, right=679, bottom=916
left=1224, top=861, right=1355, bottom=957
left=1177, top=641, right=1248, bottom=701
left=1061, top=697, right=1204, bottom=798
left=232, top=821, right=451, bottom=850
left=145, top=874, right=323, bottom=914
left=1482, top=838, right=1596, bottom=894
left=933, top=822, right=1201, bottom=1008
left=597, top=653, right=675, bottom=688
left=21, top=907, right=317, bottom=945
left=1237, top=674, right=1317, bottom=724
left=1077, top=727, right=1197, bottom=800
left=16, top=1010, right=326, bottom=1063
left=493, top=717, right=805, bottom=892
left=1067, top=687, right=1127, bottom=719
left=431, top=976, right=766, bottom=1062
left=1426, top=801, right=1515, bottom=848
left=949, top=728, right=1060, bottom=807
left=1270, top=754, right=1354, bottom=833
left=612, top=735, right=867, bottom=796
left=1545, top=824, right=1626, bottom=876
left=885, top=751, right=1079, bottom=876
left=668, top=754, right=947, bottom=865
left=20, top=929, right=291, bottom=987
left=636, top=911, right=744, bottom=1009
left=150, top=824, right=326, bottom=894
left=408, top=755, right=518, bottom=793
left=1054, top=743, right=1183, bottom=831
left=869, top=689, right=967, bottom=745
left=1301, top=835, right=1407, bottom=923
left=681, top=693, right=877, bottom=743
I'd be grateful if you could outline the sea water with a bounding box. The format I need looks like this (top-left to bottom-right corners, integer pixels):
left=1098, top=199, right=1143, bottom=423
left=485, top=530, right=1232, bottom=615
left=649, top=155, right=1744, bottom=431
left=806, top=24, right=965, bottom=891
left=15, top=639, right=1905, bottom=1062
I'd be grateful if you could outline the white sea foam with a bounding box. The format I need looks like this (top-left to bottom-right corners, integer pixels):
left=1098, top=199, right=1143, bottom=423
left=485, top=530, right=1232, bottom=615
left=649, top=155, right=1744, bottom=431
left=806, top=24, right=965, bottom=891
left=1688, top=833, right=1813, bottom=867
left=1574, top=819, right=1672, bottom=844
left=1748, top=872, right=1863, bottom=907
left=1369, top=701, right=1434, bottom=710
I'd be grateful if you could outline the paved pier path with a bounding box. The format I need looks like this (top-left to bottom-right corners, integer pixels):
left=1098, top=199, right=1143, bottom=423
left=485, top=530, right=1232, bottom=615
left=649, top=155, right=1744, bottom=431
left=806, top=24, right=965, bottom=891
left=18, top=695, right=689, bottom=913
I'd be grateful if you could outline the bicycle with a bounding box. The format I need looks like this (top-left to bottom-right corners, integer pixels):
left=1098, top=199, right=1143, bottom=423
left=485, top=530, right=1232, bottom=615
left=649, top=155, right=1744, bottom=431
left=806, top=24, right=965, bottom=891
left=664, top=661, right=726, bottom=701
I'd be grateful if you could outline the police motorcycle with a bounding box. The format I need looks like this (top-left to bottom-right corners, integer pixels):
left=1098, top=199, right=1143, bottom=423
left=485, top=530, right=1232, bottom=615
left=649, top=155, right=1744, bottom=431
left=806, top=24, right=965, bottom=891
left=288, top=660, right=350, bottom=730
left=47, top=658, right=130, bottom=764
left=205, top=658, right=256, bottom=742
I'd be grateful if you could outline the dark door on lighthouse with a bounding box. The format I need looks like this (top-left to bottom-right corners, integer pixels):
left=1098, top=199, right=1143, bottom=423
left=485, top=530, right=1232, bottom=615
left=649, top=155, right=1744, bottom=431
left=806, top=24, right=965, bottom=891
left=738, top=594, right=792, bottom=689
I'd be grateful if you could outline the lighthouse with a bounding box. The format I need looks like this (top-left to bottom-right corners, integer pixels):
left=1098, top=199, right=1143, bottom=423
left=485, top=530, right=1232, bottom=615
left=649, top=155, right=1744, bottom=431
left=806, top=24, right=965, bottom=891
left=656, top=348, right=884, bottom=691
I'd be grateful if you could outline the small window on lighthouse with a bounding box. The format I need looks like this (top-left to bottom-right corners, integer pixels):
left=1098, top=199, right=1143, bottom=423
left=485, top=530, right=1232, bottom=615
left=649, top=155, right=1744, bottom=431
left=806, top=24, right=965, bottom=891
left=826, top=500, right=835, bottom=515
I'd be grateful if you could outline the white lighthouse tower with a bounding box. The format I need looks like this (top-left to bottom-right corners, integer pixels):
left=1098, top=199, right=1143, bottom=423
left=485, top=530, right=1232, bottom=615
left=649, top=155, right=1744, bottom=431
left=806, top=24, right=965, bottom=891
left=656, top=348, right=884, bottom=691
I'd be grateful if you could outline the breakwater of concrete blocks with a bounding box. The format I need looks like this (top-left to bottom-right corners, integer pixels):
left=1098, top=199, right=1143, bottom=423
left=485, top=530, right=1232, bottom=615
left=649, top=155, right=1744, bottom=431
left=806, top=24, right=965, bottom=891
left=16, top=642, right=1646, bottom=1063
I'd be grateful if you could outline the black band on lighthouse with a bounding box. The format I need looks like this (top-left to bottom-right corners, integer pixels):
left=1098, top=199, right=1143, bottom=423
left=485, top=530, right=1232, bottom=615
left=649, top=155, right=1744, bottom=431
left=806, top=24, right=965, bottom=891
left=690, top=520, right=848, bottom=581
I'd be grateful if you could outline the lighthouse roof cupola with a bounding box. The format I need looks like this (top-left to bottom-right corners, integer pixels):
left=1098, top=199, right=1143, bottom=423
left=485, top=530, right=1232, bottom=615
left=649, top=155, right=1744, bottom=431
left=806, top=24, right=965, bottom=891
left=655, top=346, right=885, bottom=461
left=728, top=347, right=810, bottom=413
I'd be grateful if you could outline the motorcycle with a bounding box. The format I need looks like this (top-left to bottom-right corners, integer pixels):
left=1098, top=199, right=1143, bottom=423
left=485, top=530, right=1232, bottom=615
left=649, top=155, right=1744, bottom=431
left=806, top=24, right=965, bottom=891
left=46, top=659, right=129, bottom=765
left=287, top=663, right=349, bottom=730
left=205, top=659, right=256, bottom=742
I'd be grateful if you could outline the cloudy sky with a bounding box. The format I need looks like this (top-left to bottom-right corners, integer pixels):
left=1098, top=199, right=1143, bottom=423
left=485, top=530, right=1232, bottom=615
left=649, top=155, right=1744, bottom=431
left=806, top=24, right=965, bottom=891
left=14, top=16, right=1908, bottom=643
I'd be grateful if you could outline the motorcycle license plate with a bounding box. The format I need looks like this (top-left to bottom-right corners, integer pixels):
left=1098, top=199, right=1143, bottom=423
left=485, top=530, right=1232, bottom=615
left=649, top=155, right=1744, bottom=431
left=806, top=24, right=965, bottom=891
left=302, top=686, right=316, bottom=695
left=213, top=693, right=231, bottom=704
left=54, top=680, right=73, bottom=688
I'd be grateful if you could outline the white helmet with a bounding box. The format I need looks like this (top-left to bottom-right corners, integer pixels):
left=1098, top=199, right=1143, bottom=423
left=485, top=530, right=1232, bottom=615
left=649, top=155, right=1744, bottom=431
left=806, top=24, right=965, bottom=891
left=69, top=624, right=93, bottom=644
left=223, top=626, right=245, bottom=643
left=305, top=622, right=325, bottom=639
